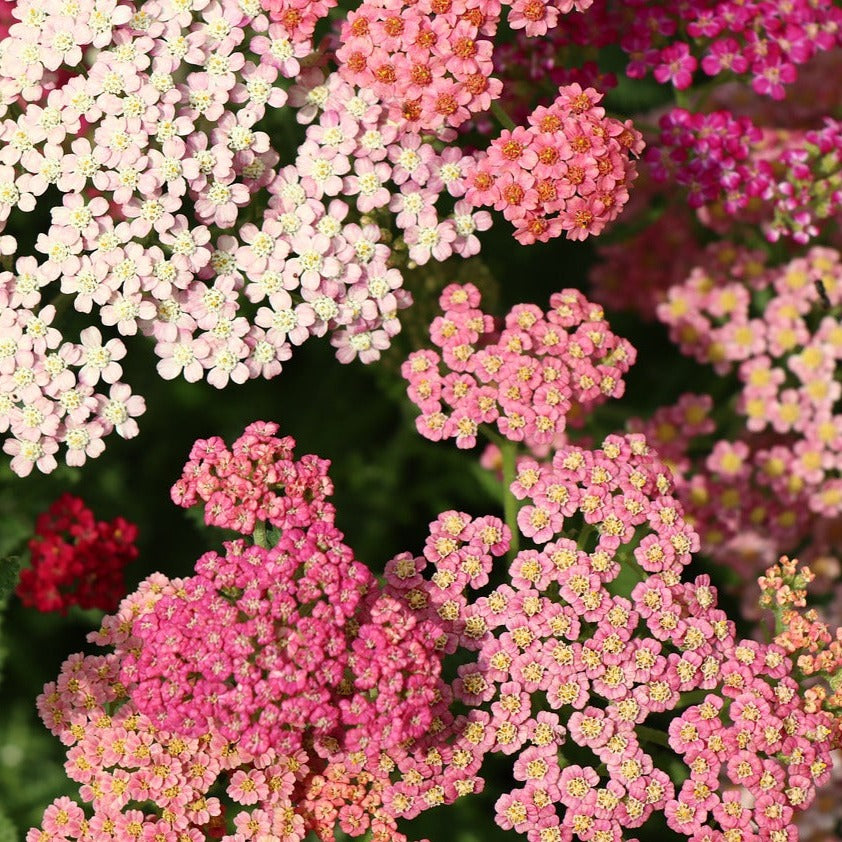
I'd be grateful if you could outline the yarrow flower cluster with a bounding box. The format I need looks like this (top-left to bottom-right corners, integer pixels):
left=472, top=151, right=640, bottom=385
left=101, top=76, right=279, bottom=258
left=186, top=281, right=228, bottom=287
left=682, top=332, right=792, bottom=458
left=336, top=0, right=593, bottom=135
left=402, top=283, right=636, bottom=449
left=16, top=492, right=138, bottom=613
left=760, top=556, right=842, bottom=716
left=134, top=423, right=444, bottom=762
left=464, top=85, right=644, bottom=243
left=0, top=312, right=145, bottom=476
left=0, top=0, right=500, bottom=475
left=389, top=433, right=837, bottom=842
left=29, top=422, right=497, bottom=842
left=170, top=420, right=332, bottom=536
left=659, top=246, right=842, bottom=522
left=648, top=111, right=842, bottom=243
left=530, top=0, right=842, bottom=99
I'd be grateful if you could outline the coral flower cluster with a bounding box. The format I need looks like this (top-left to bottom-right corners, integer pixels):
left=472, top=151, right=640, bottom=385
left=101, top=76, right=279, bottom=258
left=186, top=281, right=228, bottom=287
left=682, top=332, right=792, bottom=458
left=336, top=0, right=594, bottom=134
left=402, top=283, right=636, bottom=449
left=464, top=85, right=644, bottom=243
left=16, top=493, right=138, bottom=613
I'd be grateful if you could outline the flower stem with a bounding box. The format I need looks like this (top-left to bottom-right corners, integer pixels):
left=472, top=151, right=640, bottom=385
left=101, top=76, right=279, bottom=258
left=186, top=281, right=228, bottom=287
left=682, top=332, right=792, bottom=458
left=491, top=99, right=517, bottom=132
left=636, top=724, right=671, bottom=748
left=501, top=439, right=520, bottom=561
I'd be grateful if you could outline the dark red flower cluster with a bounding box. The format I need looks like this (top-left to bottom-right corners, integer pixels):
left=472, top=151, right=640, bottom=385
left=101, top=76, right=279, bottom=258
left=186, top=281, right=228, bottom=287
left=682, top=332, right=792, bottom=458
left=16, top=494, right=138, bottom=613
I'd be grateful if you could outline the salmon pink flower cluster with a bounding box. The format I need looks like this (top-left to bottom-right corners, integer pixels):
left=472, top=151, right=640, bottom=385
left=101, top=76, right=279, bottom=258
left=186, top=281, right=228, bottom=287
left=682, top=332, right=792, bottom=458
left=403, top=283, right=635, bottom=449
left=16, top=492, right=138, bottom=613
left=760, top=556, right=842, bottom=714
left=336, top=0, right=594, bottom=134
left=464, top=85, right=644, bottom=243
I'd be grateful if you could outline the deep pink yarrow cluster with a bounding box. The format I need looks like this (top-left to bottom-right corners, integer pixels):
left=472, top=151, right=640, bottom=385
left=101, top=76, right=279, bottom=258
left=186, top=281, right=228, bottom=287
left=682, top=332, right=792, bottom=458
left=528, top=0, right=842, bottom=99
left=648, top=111, right=842, bottom=243
left=30, top=422, right=498, bottom=842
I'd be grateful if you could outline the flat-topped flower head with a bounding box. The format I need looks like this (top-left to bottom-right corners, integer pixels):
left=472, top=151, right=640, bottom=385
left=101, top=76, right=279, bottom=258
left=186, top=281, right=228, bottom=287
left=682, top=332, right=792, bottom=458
left=403, top=283, right=636, bottom=449
left=464, top=84, right=643, bottom=243
left=389, top=434, right=837, bottom=842
left=0, top=0, right=490, bottom=476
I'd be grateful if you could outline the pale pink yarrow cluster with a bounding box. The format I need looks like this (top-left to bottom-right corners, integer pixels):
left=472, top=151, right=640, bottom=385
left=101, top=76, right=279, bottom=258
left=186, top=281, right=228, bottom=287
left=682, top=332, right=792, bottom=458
left=336, top=0, right=593, bottom=135
left=0, top=0, right=487, bottom=476
left=464, top=85, right=644, bottom=243
left=659, top=246, right=842, bottom=520
left=0, top=306, right=145, bottom=476
left=402, top=283, right=636, bottom=449
left=627, top=393, right=818, bottom=588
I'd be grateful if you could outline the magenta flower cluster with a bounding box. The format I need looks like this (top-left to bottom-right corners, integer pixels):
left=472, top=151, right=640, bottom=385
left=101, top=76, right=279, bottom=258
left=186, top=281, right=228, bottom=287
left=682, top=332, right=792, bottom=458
left=648, top=110, right=842, bottom=243
left=536, top=0, right=842, bottom=100
left=124, top=536, right=444, bottom=761
left=464, top=85, right=644, bottom=243
left=402, top=282, right=636, bottom=449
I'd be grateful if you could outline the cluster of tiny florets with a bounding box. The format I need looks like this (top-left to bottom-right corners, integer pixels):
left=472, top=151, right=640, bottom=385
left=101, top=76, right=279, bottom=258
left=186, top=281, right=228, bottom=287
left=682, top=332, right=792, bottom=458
left=391, top=434, right=836, bottom=842
left=533, top=0, right=842, bottom=99
left=16, top=492, right=138, bottom=613
left=170, top=420, right=333, bottom=536
left=402, top=283, right=636, bottom=449
left=659, top=246, right=842, bottom=522
left=0, top=0, right=497, bottom=476
left=464, top=85, right=644, bottom=243
left=648, top=111, right=842, bottom=243
left=335, top=0, right=594, bottom=134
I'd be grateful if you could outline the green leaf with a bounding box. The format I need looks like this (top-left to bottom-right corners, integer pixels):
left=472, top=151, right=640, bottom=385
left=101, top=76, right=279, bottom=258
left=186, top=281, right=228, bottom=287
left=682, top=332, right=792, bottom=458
left=0, top=556, right=20, bottom=602
left=0, top=808, right=18, bottom=842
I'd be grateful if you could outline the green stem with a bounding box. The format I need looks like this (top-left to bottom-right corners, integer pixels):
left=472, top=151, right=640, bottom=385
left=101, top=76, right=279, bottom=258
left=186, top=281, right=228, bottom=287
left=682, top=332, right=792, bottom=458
left=491, top=99, right=517, bottom=132
left=673, top=87, right=693, bottom=111
left=253, top=520, right=268, bottom=549
left=501, top=439, right=520, bottom=561
left=636, top=724, right=671, bottom=748
left=576, top=523, right=595, bottom=552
